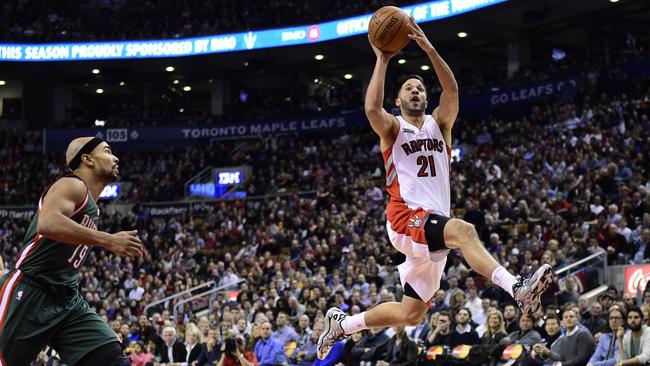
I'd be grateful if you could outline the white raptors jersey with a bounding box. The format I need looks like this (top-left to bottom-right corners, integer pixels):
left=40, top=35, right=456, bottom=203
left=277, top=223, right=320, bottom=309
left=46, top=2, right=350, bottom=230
left=383, top=115, right=451, bottom=217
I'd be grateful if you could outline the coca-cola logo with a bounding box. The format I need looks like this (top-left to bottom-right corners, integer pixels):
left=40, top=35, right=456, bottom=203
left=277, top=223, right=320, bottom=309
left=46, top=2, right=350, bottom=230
left=625, top=265, right=650, bottom=297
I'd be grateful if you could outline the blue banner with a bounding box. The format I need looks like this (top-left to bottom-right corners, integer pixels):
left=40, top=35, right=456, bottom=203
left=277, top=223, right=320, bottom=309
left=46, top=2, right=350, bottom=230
left=45, top=111, right=368, bottom=152
left=0, top=0, right=507, bottom=62
left=461, top=77, right=577, bottom=113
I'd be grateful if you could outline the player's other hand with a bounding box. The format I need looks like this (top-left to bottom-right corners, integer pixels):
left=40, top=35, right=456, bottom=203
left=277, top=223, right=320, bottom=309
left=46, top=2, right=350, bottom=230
left=107, top=230, right=143, bottom=258
left=368, top=35, right=399, bottom=61
left=406, top=16, right=434, bottom=54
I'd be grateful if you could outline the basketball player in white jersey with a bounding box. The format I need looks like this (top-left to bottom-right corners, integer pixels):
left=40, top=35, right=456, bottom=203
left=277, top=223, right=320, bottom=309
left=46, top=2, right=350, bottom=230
left=317, top=17, right=553, bottom=359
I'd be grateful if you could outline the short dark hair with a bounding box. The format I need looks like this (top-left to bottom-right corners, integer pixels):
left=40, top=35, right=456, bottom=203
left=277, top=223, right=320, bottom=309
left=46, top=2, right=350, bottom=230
left=561, top=307, right=580, bottom=319
left=438, top=311, right=451, bottom=320
left=459, top=307, right=473, bottom=319
left=544, top=315, right=559, bottom=324
left=395, top=74, right=426, bottom=99
left=628, top=306, right=643, bottom=319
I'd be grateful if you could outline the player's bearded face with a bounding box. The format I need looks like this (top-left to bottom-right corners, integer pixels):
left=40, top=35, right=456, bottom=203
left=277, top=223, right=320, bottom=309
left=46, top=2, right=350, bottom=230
left=398, top=81, right=427, bottom=114
left=95, top=149, right=119, bottom=181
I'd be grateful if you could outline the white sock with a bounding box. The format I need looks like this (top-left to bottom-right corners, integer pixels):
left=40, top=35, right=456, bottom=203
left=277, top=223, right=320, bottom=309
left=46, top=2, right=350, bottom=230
left=341, top=312, right=367, bottom=334
left=491, top=266, right=517, bottom=297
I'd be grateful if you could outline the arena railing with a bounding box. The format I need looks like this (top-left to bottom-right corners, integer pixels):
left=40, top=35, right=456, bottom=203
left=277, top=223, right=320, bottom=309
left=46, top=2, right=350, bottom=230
left=144, top=280, right=216, bottom=316
left=554, top=251, right=608, bottom=296
left=173, top=279, right=245, bottom=321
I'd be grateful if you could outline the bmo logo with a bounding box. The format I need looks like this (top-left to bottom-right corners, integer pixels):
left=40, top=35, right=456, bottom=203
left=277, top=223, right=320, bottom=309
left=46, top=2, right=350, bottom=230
left=281, top=30, right=305, bottom=42
left=281, top=26, right=320, bottom=42
left=307, top=25, right=320, bottom=41
left=217, top=171, right=242, bottom=185
left=625, top=265, right=650, bottom=297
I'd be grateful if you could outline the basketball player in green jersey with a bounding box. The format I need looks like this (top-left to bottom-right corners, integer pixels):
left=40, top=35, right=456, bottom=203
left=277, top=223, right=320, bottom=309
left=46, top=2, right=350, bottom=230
left=0, top=137, right=144, bottom=366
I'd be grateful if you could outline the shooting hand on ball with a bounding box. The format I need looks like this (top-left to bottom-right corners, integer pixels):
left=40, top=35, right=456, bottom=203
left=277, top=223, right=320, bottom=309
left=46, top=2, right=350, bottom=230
left=406, top=17, right=434, bottom=54
left=368, top=35, right=399, bottom=61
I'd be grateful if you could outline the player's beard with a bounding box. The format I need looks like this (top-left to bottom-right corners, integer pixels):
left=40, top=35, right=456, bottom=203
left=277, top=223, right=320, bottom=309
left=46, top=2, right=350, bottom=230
left=105, top=164, right=119, bottom=182
left=630, top=322, right=642, bottom=331
left=400, top=97, right=426, bottom=115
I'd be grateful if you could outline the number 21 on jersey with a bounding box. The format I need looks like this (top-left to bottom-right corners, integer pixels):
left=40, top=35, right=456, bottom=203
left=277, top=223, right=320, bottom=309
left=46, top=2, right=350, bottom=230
left=417, top=155, right=437, bottom=177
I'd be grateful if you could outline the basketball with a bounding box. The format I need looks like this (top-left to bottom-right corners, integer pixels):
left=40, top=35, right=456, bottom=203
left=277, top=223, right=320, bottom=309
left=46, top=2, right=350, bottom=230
left=368, top=6, right=410, bottom=53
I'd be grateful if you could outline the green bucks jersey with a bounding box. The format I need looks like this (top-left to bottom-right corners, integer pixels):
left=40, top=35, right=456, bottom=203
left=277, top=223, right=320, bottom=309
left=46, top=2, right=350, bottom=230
left=15, top=177, right=100, bottom=287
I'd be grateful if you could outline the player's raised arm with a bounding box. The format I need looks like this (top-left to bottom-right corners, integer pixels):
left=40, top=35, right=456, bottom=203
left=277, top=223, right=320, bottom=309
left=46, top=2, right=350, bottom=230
left=407, top=17, right=458, bottom=142
left=37, top=177, right=143, bottom=257
left=364, top=36, right=400, bottom=146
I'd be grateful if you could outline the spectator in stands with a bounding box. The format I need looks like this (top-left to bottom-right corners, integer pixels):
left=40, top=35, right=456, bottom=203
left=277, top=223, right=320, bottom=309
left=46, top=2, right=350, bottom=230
left=125, top=341, right=153, bottom=366
left=556, top=277, right=581, bottom=305
left=351, top=327, right=390, bottom=364
left=216, top=334, right=258, bottom=366
left=119, top=323, right=133, bottom=348
left=543, top=315, right=562, bottom=346
left=254, top=321, right=287, bottom=366
left=588, top=308, right=625, bottom=366
left=409, top=312, right=432, bottom=344
left=430, top=290, right=449, bottom=313
left=466, top=287, right=486, bottom=326
left=272, top=311, right=298, bottom=344
left=480, top=309, right=508, bottom=347
left=193, top=329, right=220, bottom=366
left=426, top=311, right=452, bottom=346
left=342, top=331, right=366, bottom=366
left=585, top=302, right=608, bottom=337
left=449, top=291, right=467, bottom=321
left=183, top=323, right=203, bottom=365
left=501, top=314, right=543, bottom=346
left=533, top=308, right=594, bottom=366
left=293, top=315, right=311, bottom=349
left=444, top=276, right=462, bottom=306
left=503, top=304, right=520, bottom=334
left=632, top=229, right=650, bottom=264
left=159, top=326, right=187, bottom=363
left=641, top=305, right=650, bottom=328
left=603, top=223, right=628, bottom=265
left=288, top=320, right=321, bottom=366
left=617, top=306, right=650, bottom=365
left=450, top=308, right=480, bottom=347
left=447, top=255, right=469, bottom=280
left=288, top=297, right=306, bottom=324
left=375, top=325, right=418, bottom=366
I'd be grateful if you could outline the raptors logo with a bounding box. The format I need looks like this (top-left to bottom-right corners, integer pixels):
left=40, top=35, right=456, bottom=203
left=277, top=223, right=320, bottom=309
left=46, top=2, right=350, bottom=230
left=408, top=215, right=422, bottom=228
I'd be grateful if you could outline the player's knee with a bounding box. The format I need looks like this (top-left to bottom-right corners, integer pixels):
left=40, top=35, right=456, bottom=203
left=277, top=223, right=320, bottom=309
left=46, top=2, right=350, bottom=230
left=403, top=311, right=425, bottom=326
left=454, top=220, right=478, bottom=244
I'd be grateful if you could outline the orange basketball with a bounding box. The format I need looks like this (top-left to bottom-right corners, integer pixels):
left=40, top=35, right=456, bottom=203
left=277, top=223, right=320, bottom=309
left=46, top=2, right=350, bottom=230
left=368, top=6, right=410, bottom=53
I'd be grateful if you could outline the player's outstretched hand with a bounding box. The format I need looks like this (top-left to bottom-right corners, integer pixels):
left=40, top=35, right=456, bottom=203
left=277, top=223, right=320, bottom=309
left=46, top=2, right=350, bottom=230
left=106, top=230, right=143, bottom=258
left=368, top=35, right=399, bottom=61
left=406, top=16, right=434, bottom=54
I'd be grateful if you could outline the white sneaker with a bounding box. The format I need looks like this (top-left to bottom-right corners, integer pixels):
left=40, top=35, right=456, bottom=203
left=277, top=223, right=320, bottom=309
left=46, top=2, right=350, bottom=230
left=317, top=307, right=347, bottom=360
left=513, top=264, right=554, bottom=317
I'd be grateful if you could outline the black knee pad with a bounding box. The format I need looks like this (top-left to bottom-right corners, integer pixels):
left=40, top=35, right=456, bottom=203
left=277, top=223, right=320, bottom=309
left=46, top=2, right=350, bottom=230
left=76, top=342, right=129, bottom=366
left=424, top=213, right=451, bottom=252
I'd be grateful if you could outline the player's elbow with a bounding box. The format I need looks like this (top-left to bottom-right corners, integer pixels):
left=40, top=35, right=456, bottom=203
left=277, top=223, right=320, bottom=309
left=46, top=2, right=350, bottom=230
left=364, top=105, right=381, bottom=118
left=36, top=217, right=56, bottom=237
left=446, top=82, right=459, bottom=94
